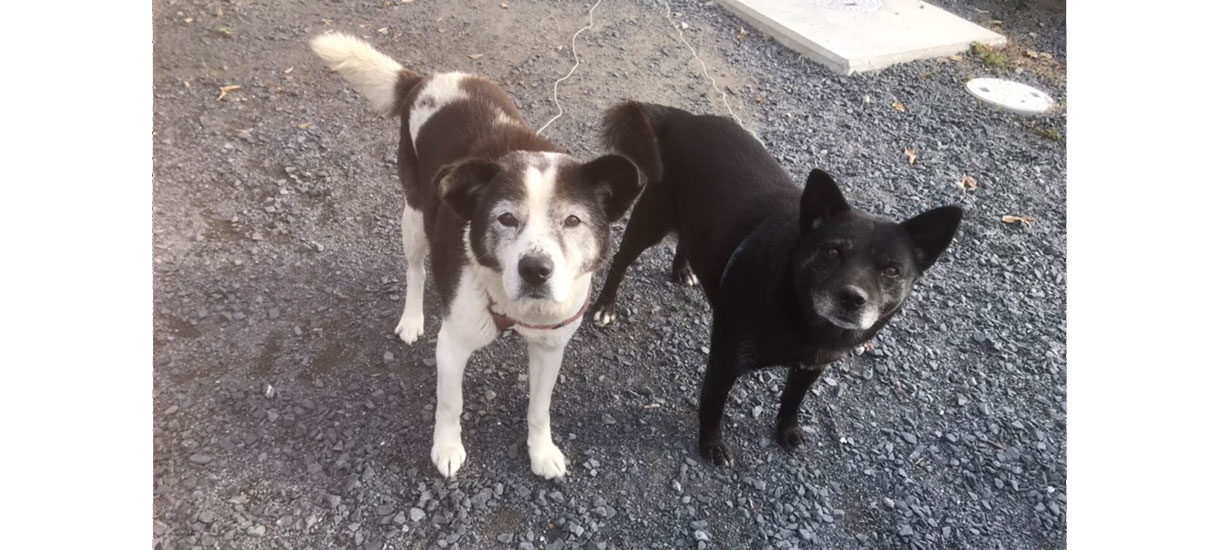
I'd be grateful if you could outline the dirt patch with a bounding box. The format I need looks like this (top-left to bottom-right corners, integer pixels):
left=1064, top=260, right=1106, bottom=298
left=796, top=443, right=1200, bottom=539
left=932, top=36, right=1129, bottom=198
left=162, top=315, right=202, bottom=339
left=970, top=38, right=1066, bottom=85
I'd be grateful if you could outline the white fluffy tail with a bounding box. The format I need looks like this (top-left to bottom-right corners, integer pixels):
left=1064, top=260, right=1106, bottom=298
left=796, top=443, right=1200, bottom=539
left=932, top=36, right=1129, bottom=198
left=310, top=32, right=406, bottom=116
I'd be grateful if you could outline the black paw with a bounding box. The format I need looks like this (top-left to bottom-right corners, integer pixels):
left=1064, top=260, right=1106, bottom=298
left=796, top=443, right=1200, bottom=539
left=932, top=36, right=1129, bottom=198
left=776, top=425, right=806, bottom=451
left=700, top=439, right=734, bottom=466
left=671, top=263, right=699, bottom=287
left=590, top=301, right=617, bottom=326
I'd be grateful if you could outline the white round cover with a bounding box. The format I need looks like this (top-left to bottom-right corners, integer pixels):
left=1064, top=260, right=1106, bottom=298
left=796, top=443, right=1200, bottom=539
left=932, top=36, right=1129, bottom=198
left=965, top=78, right=1056, bottom=115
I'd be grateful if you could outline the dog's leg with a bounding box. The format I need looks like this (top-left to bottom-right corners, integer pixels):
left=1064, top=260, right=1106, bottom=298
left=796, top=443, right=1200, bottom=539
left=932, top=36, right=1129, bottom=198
left=698, top=330, right=747, bottom=466
left=775, top=364, right=825, bottom=450
left=670, top=240, right=698, bottom=287
left=591, top=194, right=669, bottom=326
left=395, top=203, right=427, bottom=344
left=524, top=339, right=569, bottom=479
left=430, top=321, right=479, bottom=478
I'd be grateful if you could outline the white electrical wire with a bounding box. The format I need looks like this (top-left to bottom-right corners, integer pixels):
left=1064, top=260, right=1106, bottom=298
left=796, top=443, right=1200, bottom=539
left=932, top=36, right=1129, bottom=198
left=659, top=0, right=748, bottom=129
left=537, top=0, right=603, bottom=135
left=538, top=0, right=752, bottom=137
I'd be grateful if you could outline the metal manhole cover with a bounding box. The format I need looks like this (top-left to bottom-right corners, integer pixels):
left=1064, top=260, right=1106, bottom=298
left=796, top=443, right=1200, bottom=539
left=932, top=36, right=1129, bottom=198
left=965, top=78, right=1056, bottom=115
left=812, top=0, right=882, bottom=12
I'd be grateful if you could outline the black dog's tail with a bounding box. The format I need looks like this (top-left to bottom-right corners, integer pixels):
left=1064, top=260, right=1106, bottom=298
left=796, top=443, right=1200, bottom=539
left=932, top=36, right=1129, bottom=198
left=602, top=101, right=684, bottom=183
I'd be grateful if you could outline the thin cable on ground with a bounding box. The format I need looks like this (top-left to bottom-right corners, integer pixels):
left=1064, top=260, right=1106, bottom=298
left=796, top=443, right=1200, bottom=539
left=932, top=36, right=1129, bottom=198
left=659, top=0, right=750, bottom=132
left=537, top=0, right=603, bottom=135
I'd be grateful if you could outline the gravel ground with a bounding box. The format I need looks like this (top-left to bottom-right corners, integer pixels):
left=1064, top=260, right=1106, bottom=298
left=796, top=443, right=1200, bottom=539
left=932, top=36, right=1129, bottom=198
left=152, top=0, right=1066, bottom=548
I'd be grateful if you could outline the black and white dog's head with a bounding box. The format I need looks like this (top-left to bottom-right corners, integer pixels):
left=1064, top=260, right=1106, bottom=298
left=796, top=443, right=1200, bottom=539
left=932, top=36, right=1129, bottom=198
left=793, top=169, right=962, bottom=332
left=440, top=151, right=643, bottom=306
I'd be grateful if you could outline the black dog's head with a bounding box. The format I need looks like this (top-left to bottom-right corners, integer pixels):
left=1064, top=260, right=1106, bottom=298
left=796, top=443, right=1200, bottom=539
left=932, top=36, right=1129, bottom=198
left=792, top=169, right=962, bottom=332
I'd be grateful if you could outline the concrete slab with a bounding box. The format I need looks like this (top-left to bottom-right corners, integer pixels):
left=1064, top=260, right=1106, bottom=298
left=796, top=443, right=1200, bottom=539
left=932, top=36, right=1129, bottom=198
left=716, top=0, right=1006, bottom=74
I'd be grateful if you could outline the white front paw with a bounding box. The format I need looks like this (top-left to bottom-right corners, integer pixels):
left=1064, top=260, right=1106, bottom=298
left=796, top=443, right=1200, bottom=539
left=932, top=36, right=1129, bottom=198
left=593, top=308, right=616, bottom=327
left=395, top=312, right=425, bottom=344
left=529, top=441, right=568, bottom=479
left=431, top=441, right=467, bottom=479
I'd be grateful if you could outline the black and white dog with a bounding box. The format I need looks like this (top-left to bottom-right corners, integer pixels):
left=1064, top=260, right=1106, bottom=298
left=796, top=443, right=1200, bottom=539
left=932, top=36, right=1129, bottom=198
left=311, top=34, right=643, bottom=479
left=591, top=102, right=962, bottom=465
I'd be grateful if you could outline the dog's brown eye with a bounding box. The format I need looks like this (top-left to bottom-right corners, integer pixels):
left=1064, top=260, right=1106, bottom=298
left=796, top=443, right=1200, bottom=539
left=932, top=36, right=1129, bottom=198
left=883, top=266, right=900, bottom=277
left=497, top=213, right=519, bottom=227
left=563, top=215, right=581, bottom=228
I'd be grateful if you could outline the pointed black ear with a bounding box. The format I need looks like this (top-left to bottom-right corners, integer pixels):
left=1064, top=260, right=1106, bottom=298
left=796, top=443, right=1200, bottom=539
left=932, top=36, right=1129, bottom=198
left=581, top=154, right=644, bottom=221
left=437, top=159, right=501, bottom=221
left=901, top=205, right=963, bottom=272
left=799, top=168, right=850, bottom=233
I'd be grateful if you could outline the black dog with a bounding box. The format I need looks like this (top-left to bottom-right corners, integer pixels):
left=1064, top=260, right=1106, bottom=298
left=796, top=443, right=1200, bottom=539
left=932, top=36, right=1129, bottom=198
left=591, top=102, right=963, bottom=465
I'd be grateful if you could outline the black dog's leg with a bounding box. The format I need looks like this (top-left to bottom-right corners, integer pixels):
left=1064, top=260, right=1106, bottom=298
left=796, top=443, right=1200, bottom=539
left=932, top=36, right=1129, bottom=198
left=775, top=364, right=824, bottom=450
left=698, top=330, right=748, bottom=466
left=670, top=240, right=698, bottom=287
left=698, top=361, right=740, bottom=465
left=591, top=193, right=669, bottom=325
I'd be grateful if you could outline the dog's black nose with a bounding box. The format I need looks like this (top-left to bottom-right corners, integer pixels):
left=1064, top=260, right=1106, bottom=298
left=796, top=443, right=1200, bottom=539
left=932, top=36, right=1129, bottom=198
left=837, top=287, right=867, bottom=311
left=519, top=255, right=553, bottom=286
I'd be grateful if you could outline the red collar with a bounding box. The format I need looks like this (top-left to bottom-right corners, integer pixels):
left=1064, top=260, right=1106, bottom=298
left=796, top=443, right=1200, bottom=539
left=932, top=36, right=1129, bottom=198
left=488, top=290, right=591, bottom=331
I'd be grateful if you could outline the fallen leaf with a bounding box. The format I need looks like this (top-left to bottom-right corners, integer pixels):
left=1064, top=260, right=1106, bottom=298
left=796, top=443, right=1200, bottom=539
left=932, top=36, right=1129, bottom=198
left=1039, top=52, right=1053, bottom=60
left=377, top=27, right=388, bottom=34
left=284, top=66, right=294, bottom=74
left=217, top=85, right=242, bottom=101
left=467, top=53, right=484, bottom=60
left=322, top=18, right=333, bottom=25
left=297, top=122, right=312, bottom=129
left=736, top=26, right=747, bottom=45
left=214, top=27, right=234, bottom=38
left=184, top=17, right=193, bottom=24
left=1024, top=49, right=1039, bottom=59
left=892, top=100, right=906, bottom=113
left=904, top=148, right=917, bottom=165
left=948, top=54, right=963, bottom=62
left=183, top=81, right=191, bottom=88
left=990, top=19, right=1003, bottom=26
left=213, top=6, right=223, bottom=17
left=500, top=2, right=508, bottom=8
left=1001, top=215, right=1034, bottom=225
left=959, top=175, right=978, bottom=190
